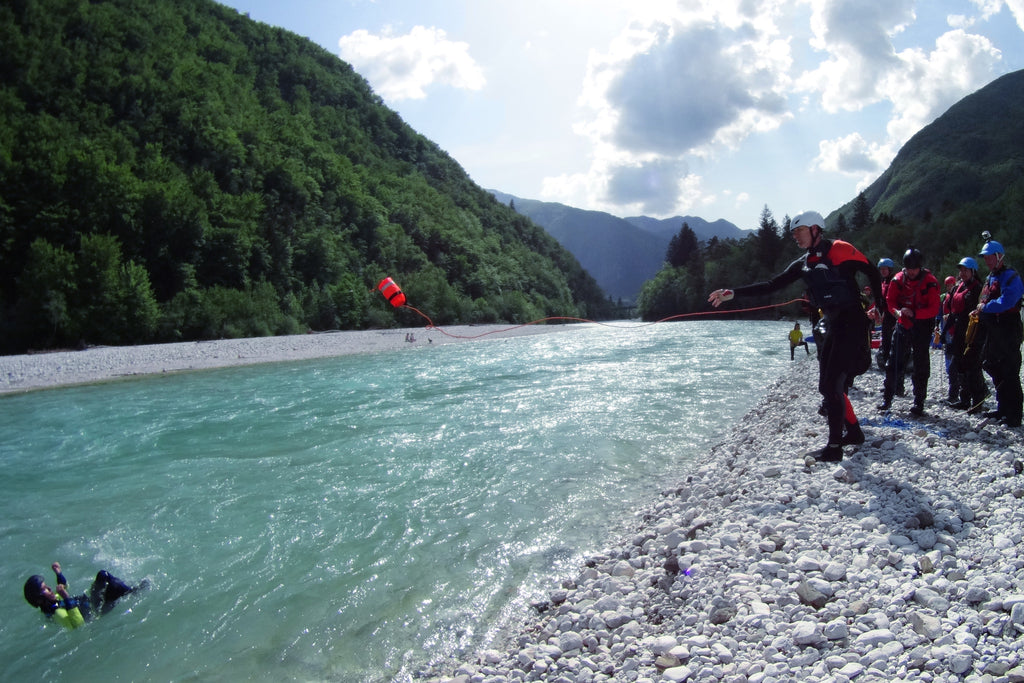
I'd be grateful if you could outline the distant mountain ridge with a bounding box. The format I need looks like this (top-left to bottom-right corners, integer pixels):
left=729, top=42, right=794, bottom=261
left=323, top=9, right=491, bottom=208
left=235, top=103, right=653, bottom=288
left=490, top=191, right=746, bottom=302
left=621, top=215, right=748, bottom=242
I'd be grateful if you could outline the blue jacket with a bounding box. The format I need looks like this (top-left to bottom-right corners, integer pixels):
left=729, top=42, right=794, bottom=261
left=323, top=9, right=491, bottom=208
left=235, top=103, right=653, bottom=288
left=980, top=265, right=1023, bottom=316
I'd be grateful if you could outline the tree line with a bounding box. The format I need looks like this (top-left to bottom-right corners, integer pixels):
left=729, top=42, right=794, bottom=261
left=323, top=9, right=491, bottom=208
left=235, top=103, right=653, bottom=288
left=0, top=0, right=611, bottom=354
left=637, top=189, right=1024, bottom=323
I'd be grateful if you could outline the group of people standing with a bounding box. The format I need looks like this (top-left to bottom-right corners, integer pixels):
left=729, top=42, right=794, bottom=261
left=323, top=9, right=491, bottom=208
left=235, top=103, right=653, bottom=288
left=709, top=210, right=1022, bottom=463
left=873, top=237, right=1023, bottom=428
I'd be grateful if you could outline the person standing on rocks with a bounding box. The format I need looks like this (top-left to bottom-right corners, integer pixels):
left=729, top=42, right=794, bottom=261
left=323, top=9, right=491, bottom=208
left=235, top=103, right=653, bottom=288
left=945, top=257, right=986, bottom=410
left=972, top=238, right=1023, bottom=427
left=708, top=211, right=881, bottom=462
left=876, top=247, right=940, bottom=416
left=875, top=258, right=897, bottom=371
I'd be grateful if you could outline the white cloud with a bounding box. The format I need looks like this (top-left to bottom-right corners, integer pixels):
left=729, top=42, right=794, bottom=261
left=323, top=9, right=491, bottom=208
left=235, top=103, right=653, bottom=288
left=883, top=29, right=1002, bottom=145
left=799, top=0, right=916, bottom=112
left=606, top=159, right=690, bottom=215
left=814, top=132, right=891, bottom=175
left=796, top=1, right=1003, bottom=183
left=542, top=0, right=1017, bottom=220
left=338, top=26, right=485, bottom=102
left=560, top=0, right=793, bottom=216
left=1008, top=0, right=1024, bottom=30
left=947, top=14, right=975, bottom=29
left=971, top=0, right=1024, bottom=30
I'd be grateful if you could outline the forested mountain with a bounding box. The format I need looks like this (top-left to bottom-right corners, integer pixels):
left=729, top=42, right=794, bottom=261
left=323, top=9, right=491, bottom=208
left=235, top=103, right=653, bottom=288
left=0, top=0, right=610, bottom=354
left=490, top=190, right=745, bottom=302
left=490, top=192, right=665, bottom=302
left=827, top=68, right=1024, bottom=275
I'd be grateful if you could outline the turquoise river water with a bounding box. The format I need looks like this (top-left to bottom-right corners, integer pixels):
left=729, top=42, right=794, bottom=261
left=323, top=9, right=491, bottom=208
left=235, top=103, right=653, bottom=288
left=0, top=320, right=797, bottom=682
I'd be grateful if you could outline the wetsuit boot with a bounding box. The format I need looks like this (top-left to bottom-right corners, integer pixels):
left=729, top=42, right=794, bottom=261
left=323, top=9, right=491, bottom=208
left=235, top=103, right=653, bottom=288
left=841, top=421, right=864, bottom=445
left=877, top=376, right=893, bottom=411
left=818, top=403, right=845, bottom=462
left=840, top=395, right=864, bottom=445
left=948, top=373, right=970, bottom=409
left=909, top=378, right=926, bottom=416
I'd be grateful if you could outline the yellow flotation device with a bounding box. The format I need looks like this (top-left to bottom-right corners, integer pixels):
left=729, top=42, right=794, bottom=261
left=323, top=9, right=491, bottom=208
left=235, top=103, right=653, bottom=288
left=53, top=601, right=86, bottom=629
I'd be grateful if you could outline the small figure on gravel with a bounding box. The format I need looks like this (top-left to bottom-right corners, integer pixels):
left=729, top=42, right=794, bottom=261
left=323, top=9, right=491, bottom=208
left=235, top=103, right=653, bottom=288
left=23, top=561, right=143, bottom=628
left=708, top=211, right=881, bottom=462
left=945, top=257, right=987, bottom=410
left=876, top=247, right=940, bottom=416
left=789, top=322, right=810, bottom=359
left=971, top=237, right=1023, bottom=427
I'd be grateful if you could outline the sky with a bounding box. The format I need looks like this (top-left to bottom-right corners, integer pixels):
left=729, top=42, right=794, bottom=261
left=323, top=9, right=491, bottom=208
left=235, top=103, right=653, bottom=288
left=216, top=0, right=1024, bottom=230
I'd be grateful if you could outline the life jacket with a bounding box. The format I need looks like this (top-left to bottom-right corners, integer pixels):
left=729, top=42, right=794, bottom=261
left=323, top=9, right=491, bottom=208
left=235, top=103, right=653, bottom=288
left=51, top=598, right=86, bottom=629
left=888, top=269, right=940, bottom=328
left=801, top=240, right=863, bottom=310
left=948, top=278, right=980, bottom=316
left=980, top=266, right=1023, bottom=314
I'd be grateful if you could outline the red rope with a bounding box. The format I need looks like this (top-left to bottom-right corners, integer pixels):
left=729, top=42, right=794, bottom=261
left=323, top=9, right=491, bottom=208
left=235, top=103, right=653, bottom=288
left=400, top=298, right=810, bottom=340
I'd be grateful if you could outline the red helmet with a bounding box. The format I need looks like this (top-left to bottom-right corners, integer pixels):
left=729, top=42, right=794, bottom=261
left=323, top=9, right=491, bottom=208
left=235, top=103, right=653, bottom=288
left=944, top=276, right=956, bottom=287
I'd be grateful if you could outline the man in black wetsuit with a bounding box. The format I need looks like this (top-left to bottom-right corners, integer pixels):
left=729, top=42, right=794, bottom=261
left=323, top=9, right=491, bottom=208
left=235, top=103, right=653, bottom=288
left=708, top=211, right=882, bottom=462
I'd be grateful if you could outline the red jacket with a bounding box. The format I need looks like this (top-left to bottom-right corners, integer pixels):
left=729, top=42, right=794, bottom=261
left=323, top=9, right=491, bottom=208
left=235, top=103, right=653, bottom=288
left=886, top=269, right=940, bottom=329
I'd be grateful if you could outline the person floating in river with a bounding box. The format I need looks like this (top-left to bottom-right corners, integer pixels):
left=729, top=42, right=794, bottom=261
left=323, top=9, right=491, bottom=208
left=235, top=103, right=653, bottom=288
left=709, top=211, right=881, bottom=462
left=23, top=561, right=142, bottom=628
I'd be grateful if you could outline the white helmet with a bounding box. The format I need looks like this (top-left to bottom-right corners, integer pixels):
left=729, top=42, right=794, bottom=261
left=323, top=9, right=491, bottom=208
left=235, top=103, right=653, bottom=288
left=791, top=211, right=825, bottom=230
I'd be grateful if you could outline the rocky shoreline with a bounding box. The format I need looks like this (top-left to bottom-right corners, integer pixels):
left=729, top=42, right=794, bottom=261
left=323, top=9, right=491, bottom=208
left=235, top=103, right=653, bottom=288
left=434, top=357, right=1024, bottom=683
left=0, top=324, right=564, bottom=394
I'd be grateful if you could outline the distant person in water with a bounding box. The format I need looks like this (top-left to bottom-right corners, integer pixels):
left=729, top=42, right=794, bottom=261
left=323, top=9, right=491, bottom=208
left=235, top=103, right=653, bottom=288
left=23, top=561, right=142, bottom=628
left=789, top=322, right=810, bottom=359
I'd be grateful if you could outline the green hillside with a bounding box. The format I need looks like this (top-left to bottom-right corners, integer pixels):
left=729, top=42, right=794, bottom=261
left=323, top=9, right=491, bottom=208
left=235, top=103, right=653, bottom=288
left=828, top=69, right=1024, bottom=275
left=0, top=0, right=610, bottom=353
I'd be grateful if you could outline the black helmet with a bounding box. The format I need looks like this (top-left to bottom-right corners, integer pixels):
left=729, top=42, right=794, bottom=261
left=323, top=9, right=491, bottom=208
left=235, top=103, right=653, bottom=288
left=24, top=575, right=46, bottom=607
left=903, top=247, right=923, bottom=269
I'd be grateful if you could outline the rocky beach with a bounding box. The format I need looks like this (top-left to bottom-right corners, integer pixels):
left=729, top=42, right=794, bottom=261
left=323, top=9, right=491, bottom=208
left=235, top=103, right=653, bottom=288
left=0, top=324, right=563, bottom=394
left=435, top=357, right=1024, bottom=683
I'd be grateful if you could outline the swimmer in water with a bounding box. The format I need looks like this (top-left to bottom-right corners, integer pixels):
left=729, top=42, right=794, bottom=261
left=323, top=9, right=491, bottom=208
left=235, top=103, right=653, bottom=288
left=23, top=561, right=143, bottom=628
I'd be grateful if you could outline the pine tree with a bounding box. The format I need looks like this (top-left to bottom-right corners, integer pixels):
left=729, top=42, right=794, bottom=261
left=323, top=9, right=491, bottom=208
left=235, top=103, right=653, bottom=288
left=852, top=192, right=872, bottom=231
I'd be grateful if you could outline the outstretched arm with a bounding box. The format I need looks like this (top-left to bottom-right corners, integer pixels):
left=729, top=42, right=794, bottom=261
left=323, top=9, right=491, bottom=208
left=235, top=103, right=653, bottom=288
left=707, top=289, right=734, bottom=308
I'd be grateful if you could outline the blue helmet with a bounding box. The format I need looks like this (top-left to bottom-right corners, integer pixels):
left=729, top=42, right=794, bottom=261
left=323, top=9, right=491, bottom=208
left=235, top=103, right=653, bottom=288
left=958, top=257, right=978, bottom=270
left=979, top=240, right=1004, bottom=256
left=877, top=258, right=895, bottom=269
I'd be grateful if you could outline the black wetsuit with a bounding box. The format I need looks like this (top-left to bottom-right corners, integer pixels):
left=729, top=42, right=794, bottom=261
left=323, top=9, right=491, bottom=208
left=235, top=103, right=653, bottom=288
left=732, top=239, right=882, bottom=447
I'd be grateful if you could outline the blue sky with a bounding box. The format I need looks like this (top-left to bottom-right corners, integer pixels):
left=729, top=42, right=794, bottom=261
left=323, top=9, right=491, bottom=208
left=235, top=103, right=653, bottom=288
left=217, top=0, right=1024, bottom=230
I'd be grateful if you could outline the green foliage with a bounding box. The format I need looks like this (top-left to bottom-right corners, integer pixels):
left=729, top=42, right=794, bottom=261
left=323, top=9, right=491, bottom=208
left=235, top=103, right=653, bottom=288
left=163, top=282, right=302, bottom=340
left=15, top=233, right=160, bottom=347
left=0, top=0, right=610, bottom=353
left=637, top=268, right=699, bottom=321
left=15, top=238, right=78, bottom=348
